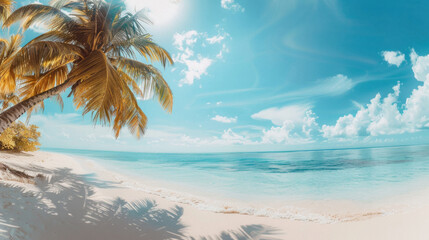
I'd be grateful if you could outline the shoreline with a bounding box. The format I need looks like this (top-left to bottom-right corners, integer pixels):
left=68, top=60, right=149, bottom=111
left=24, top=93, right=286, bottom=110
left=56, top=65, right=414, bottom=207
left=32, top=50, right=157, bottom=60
left=1, top=150, right=429, bottom=239
left=46, top=150, right=429, bottom=223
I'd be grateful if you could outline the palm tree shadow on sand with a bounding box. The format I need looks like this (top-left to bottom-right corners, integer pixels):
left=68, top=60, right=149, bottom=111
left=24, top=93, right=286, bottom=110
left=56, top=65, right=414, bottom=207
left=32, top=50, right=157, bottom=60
left=0, top=165, right=280, bottom=240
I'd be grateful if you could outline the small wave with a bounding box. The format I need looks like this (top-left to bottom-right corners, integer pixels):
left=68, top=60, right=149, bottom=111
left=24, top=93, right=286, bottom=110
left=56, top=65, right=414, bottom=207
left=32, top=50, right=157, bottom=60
left=65, top=153, right=402, bottom=223
left=120, top=179, right=388, bottom=224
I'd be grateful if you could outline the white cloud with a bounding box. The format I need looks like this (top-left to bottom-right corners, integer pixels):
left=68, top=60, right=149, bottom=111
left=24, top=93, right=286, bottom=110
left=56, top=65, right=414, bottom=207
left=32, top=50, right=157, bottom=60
left=206, top=26, right=230, bottom=59
left=28, top=113, right=196, bottom=151
left=173, top=34, right=213, bottom=86
left=173, top=28, right=230, bottom=86
left=252, top=104, right=320, bottom=144
left=387, top=50, right=429, bottom=130
left=317, top=74, right=354, bottom=96
left=219, top=129, right=253, bottom=144
left=216, top=43, right=229, bottom=59
left=173, top=30, right=199, bottom=51
left=322, top=82, right=407, bottom=138
left=31, top=113, right=261, bottom=151
left=262, top=123, right=295, bottom=144
left=382, top=51, right=405, bottom=67
left=402, top=50, right=429, bottom=128
left=410, top=49, right=429, bottom=82
left=253, top=74, right=354, bottom=105
left=261, top=110, right=318, bottom=144
left=177, top=55, right=213, bottom=86
left=29, top=114, right=133, bottom=145
left=211, top=115, right=237, bottom=123
left=221, top=0, right=244, bottom=12
left=180, top=128, right=255, bottom=146
left=207, top=35, right=225, bottom=44
left=253, top=49, right=429, bottom=142
left=251, top=104, right=312, bottom=126
left=322, top=50, right=429, bottom=139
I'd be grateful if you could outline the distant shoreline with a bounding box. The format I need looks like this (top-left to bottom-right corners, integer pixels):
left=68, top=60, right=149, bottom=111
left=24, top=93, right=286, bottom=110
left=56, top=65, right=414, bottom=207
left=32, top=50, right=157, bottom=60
left=41, top=142, right=429, bottom=155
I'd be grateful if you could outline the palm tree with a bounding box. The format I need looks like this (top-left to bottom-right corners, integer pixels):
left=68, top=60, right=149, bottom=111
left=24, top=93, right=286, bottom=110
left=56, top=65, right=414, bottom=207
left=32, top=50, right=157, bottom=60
left=0, top=0, right=13, bottom=23
left=0, top=34, right=64, bottom=118
left=0, top=92, right=19, bottom=111
left=0, top=34, right=21, bottom=96
left=0, top=0, right=173, bottom=138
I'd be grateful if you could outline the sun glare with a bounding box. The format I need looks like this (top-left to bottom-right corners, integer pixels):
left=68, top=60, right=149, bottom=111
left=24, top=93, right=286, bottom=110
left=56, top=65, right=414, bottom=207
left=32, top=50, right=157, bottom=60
left=125, top=0, right=183, bottom=27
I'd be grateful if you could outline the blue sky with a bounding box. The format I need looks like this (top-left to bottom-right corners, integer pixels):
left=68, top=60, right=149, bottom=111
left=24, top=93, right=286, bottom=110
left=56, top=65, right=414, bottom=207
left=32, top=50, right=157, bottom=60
left=10, top=0, right=429, bottom=152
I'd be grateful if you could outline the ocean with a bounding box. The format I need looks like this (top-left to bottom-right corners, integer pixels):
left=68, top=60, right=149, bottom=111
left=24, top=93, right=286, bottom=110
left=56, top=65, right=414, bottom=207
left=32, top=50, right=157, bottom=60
left=44, top=144, right=429, bottom=221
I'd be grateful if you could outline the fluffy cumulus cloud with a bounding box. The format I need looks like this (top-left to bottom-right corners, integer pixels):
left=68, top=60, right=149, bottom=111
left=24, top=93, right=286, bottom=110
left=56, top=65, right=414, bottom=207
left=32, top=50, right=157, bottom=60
left=252, top=105, right=319, bottom=144
left=211, top=115, right=238, bottom=123
left=410, top=49, right=429, bottom=82
left=253, top=49, right=429, bottom=143
left=261, top=110, right=319, bottom=144
left=322, top=49, right=429, bottom=139
left=382, top=51, right=405, bottom=67
left=322, top=82, right=408, bottom=138
left=173, top=27, right=230, bottom=86
left=221, top=0, right=245, bottom=12
left=402, top=51, right=429, bottom=128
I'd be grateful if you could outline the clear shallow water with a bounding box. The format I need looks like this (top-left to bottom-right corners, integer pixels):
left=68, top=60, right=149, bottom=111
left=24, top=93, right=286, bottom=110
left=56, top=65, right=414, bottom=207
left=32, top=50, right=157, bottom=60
left=45, top=145, right=429, bottom=203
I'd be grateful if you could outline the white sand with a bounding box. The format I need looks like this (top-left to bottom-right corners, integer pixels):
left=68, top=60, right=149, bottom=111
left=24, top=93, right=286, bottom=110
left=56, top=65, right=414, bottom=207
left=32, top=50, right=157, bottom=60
left=1, top=150, right=429, bottom=240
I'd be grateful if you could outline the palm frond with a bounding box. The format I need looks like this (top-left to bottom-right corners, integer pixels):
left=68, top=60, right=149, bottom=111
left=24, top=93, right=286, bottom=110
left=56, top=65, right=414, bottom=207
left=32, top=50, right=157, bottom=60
left=19, top=65, right=68, bottom=100
left=113, top=57, right=173, bottom=112
left=49, top=0, right=77, bottom=9
left=9, top=41, right=81, bottom=76
left=26, top=30, right=78, bottom=47
left=0, top=35, right=21, bottom=93
left=111, top=10, right=150, bottom=38
left=117, top=69, right=144, bottom=98
left=112, top=83, right=147, bottom=139
left=70, top=50, right=125, bottom=125
left=0, top=92, right=19, bottom=111
left=4, top=3, right=74, bottom=30
left=0, top=0, right=14, bottom=23
left=107, top=34, right=173, bottom=67
left=0, top=68, right=16, bottom=93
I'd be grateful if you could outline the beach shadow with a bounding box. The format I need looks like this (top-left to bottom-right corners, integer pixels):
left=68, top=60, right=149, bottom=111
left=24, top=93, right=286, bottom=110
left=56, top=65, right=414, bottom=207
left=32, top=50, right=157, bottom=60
left=0, top=167, right=185, bottom=240
left=0, top=166, right=281, bottom=240
left=197, top=225, right=281, bottom=240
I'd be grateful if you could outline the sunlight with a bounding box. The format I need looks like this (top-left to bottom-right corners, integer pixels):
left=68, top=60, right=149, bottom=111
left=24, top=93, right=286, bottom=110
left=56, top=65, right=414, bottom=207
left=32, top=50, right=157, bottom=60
left=124, top=0, right=183, bottom=27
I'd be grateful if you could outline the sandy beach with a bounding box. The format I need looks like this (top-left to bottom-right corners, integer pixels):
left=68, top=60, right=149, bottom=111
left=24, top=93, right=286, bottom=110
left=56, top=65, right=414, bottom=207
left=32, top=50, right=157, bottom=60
left=0, top=150, right=429, bottom=240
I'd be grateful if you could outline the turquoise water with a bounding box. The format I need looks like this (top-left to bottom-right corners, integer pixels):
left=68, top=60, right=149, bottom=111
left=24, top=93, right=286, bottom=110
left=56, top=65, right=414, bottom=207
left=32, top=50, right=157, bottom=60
left=45, top=145, right=429, bottom=203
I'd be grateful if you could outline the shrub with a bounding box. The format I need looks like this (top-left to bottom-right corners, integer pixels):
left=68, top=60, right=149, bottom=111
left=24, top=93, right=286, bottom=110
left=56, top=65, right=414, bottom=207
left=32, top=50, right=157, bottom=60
left=0, top=121, right=41, bottom=152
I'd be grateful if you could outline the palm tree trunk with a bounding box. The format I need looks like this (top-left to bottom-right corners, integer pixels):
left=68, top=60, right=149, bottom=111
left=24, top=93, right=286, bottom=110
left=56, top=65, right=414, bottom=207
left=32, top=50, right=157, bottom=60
left=0, top=79, right=74, bottom=134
